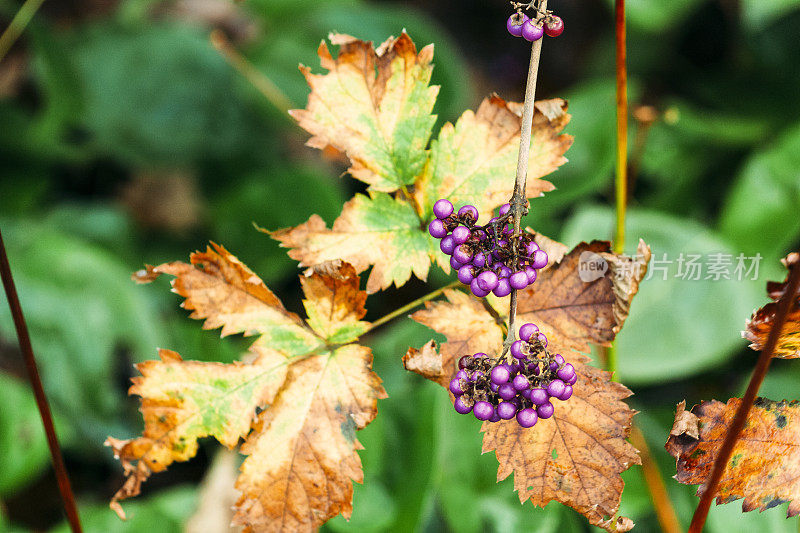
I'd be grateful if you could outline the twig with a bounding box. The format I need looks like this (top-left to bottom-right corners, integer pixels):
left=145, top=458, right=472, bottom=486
left=0, top=229, right=83, bottom=533
left=0, top=0, right=46, bottom=62
left=613, top=0, right=628, bottom=256
left=366, top=281, right=461, bottom=333
left=688, top=253, right=800, bottom=532
left=507, top=0, right=547, bottom=347
left=630, top=426, right=682, bottom=533
left=210, top=29, right=293, bottom=116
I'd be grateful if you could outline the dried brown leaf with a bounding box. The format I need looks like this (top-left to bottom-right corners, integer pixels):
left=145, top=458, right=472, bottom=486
left=744, top=253, right=800, bottom=359
left=666, top=397, right=800, bottom=516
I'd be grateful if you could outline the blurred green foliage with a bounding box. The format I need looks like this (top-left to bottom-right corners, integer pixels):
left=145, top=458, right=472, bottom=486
left=1, top=0, right=799, bottom=530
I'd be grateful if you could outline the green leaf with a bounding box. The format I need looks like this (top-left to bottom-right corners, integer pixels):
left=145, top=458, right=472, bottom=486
left=561, top=206, right=763, bottom=384
left=742, top=0, right=800, bottom=29
left=605, top=0, right=704, bottom=33
left=0, top=374, right=49, bottom=496
left=289, top=32, right=438, bottom=192
left=718, top=122, right=800, bottom=262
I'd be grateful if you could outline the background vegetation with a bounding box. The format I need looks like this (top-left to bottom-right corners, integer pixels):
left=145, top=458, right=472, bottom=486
left=1, top=0, right=799, bottom=530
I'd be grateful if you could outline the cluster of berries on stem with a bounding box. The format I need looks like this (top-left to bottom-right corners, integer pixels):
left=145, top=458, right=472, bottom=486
left=506, top=1, right=563, bottom=42
left=428, top=199, right=548, bottom=298
left=449, top=323, right=577, bottom=428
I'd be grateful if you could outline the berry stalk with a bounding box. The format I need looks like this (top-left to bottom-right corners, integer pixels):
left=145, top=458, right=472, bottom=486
left=507, top=0, right=547, bottom=349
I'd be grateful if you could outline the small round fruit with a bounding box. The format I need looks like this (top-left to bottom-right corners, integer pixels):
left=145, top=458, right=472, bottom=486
left=544, top=15, right=564, bottom=37
left=529, top=388, right=549, bottom=405
left=521, top=19, right=544, bottom=42
left=498, top=383, right=517, bottom=401
left=470, top=278, right=491, bottom=297
left=453, top=245, right=473, bottom=265
left=455, top=369, right=469, bottom=381
left=557, top=363, right=575, bottom=382
left=454, top=396, right=473, bottom=414
left=532, top=249, right=549, bottom=269
left=536, top=333, right=548, bottom=347
left=518, top=323, right=539, bottom=342
left=428, top=219, right=447, bottom=239
left=497, top=401, right=517, bottom=420
left=554, top=354, right=565, bottom=366
left=449, top=377, right=465, bottom=396
left=567, top=373, right=578, bottom=386
left=477, top=270, right=499, bottom=292
left=474, top=401, right=494, bottom=421
left=499, top=203, right=511, bottom=216
left=559, top=384, right=573, bottom=401
left=517, top=408, right=538, bottom=428
left=537, top=401, right=555, bottom=419
left=489, top=408, right=502, bottom=422
left=451, top=226, right=471, bottom=245
left=510, top=339, right=527, bottom=359
left=506, top=12, right=528, bottom=37
left=525, top=241, right=539, bottom=256
left=433, top=199, right=454, bottom=219
left=490, top=365, right=511, bottom=385
left=509, top=270, right=529, bottom=290
left=493, top=278, right=512, bottom=297
left=547, top=379, right=566, bottom=399
left=458, top=204, right=479, bottom=221
left=450, top=255, right=464, bottom=271
left=458, top=265, right=476, bottom=285
left=512, top=374, right=530, bottom=391
left=472, top=252, right=487, bottom=268
left=524, top=266, right=537, bottom=284
left=440, top=235, right=456, bottom=255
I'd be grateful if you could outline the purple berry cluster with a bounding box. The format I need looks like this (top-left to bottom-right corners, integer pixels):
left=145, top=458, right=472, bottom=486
left=507, top=12, right=564, bottom=42
left=448, top=323, right=577, bottom=428
left=428, top=199, right=549, bottom=298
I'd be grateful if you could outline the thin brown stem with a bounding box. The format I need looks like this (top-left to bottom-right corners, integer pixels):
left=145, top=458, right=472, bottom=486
left=613, top=0, right=628, bottom=256
left=507, top=0, right=546, bottom=346
left=689, top=253, right=800, bottom=532
left=0, top=229, right=82, bottom=533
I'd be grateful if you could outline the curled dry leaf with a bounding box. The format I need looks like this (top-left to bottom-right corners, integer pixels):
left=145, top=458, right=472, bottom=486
left=666, top=397, right=800, bottom=516
left=409, top=237, right=645, bottom=531
left=402, top=339, right=448, bottom=387
left=274, top=32, right=572, bottom=293
left=744, top=253, right=800, bottom=359
left=106, top=244, right=386, bottom=532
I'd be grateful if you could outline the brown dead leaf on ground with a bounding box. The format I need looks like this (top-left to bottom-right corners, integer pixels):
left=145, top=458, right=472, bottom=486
left=744, top=252, right=800, bottom=359
left=107, top=247, right=385, bottom=531
left=408, top=237, right=646, bottom=531
left=666, top=397, right=800, bottom=516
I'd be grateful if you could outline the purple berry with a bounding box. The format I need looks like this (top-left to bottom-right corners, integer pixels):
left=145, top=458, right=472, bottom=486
left=440, top=235, right=456, bottom=255
left=449, top=377, right=464, bottom=396
left=472, top=252, right=487, bottom=268
left=510, top=339, right=526, bottom=359
left=557, top=364, right=575, bottom=382
left=529, top=388, right=549, bottom=405
left=469, top=370, right=482, bottom=382
left=529, top=362, right=540, bottom=375
left=474, top=352, right=488, bottom=359
left=451, top=226, right=471, bottom=245
left=537, top=333, right=548, bottom=347
left=512, top=374, right=530, bottom=391
left=457, top=204, right=479, bottom=221
left=489, top=382, right=499, bottom=393
left=506, top=12, right=528, bottom=37
left=433, top=199, right=454, bottom=219
left=547, top=379, right=566, bottom=399
left=428, top=219, right=447, bottom=239
left=544, top=15, right=564, bottom=37
left=520, top=388, right=532, bottom=400
left=554, top=354, right=565, bottom=366
left=521, top=19, right=544, bottom=42
left=490, top=365, right=511, bottom=385
left=497, top=265, right=512, bottom=279
left=474, top=401, right=494, bottom=421
left=489, top=408, right=502, bottom=422
left=493, top=278, right=512, bottom=297
left=559, top=384, right=573, bottom=401
left=476, top=271, right=499, bottom=292
left=525, top=266, right=537, bottom=284
left=458, top=357, right=471, bottom=370
left=497, top=401, right=517, bottom=420
left=509, top=362, right=521, bottom=374
left=516, top=408, right=538, bottom=428
left=453, top=244, right=473, bottom=265
left=458, top=265, right=475, bottom=285
left=549, top=360, right=559, bottom=372
left=498, top=383, right=517, bottom=401
left=509, top=270, right=529, bottom=290
left=470, top=278, right=491, bottom=297
left=455, top=369, right=468, bottom=381
left=532, top=250, right=548, bottom=269
left=567, top=373, right=578, bottom=385
left=537, top=401, right=554, bottom=419
left=518, top=323, right=539, bottom=342
left=454, top=396, right=473, bottom=414
left=499, top=203, right=511, bottom=216
left=525, top=241, right=539, bottom=256
left=450, top=255, right=464, bottom=270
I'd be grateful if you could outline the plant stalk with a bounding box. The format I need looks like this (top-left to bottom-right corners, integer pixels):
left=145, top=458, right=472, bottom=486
left=507, top=0, right=546, bottom=345
left=613, top=0, right=628, bottom=256
left=367, top=281, right=461, bottom=333
left=0, top=0, right=45, bottom=62
left=0, top=229, right=82, bottom=533
left=689, top=253, right=800, bottom=532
